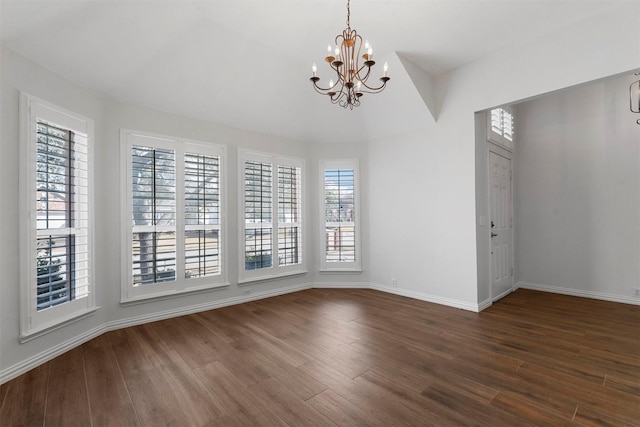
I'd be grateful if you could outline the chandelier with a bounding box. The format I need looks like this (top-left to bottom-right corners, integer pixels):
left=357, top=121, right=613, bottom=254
left=310, top=0, right=390, bottom=109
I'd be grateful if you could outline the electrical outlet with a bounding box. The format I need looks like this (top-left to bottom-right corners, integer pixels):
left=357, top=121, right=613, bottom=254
left=391, top=278, right=397, bottom=287
left=243, top=288, right=252, bottom=295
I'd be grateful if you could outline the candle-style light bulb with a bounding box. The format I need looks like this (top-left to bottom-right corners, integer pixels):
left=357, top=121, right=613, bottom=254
left=364, top=40, right=370, bottom=50
left=327, top=44, right=332, bottom=54
left=335, top=46, right=340, bottom=57
left=383, top=61, right=388, bottom=76
left=367, top=47, right=373, bottom=59
left=329, top=79, right=334, bottom=87
left=356, top=81, right=362, bottom=91
left=312, top=63, right=317, bottom=77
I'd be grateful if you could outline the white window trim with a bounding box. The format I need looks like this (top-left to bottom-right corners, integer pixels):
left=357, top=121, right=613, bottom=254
left=238, top=150, right=306, bottom=283
left=121, top=129, right=227, bottom=303
left=19, top=93, right=97, bottom=340
left=487, top=106, right=514, bottom=151
left=319, top=159, right=362, bottom=272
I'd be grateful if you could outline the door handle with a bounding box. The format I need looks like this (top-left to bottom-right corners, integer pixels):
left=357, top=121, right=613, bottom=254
left=491, top=233, right=498, bottom=237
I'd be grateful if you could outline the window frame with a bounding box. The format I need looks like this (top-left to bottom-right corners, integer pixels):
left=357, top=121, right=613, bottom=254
left=121, top=129, right=227, bottom=303
left=19, top=93, right=96, bottom=340
left=239, top=150, right=305, bottom=283
left=319, top=159, right=362, bottom=272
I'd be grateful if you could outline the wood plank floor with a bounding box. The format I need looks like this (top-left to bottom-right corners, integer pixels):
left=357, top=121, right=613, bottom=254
left=1, top=288, right=639, bottom=426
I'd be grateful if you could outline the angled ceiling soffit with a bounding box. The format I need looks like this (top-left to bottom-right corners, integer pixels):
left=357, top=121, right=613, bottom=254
left=396, top=53, right=439, bottom=122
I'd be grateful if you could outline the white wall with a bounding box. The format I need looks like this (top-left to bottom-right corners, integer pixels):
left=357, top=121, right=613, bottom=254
left=369, top=3, right=639, bottom=309
left=514, top=73, right=640, bottom=302
left=2, top=2, right=639, bottom=383
left=1, top=46, right=107, bottom=379
left=0, top=46, right=368, bottom=382
left=368, top=125, right=482, bottom=309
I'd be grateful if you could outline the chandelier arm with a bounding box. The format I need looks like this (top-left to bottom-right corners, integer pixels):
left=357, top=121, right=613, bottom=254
left=311, top=79, right=337, bottom=93
left=357, top=86, right=388, bottom=95
left=354, top=65, right=372, bottom=83
left=311, top=85, right=331, bottom=95
left=356, top=78, right=388, bottom=92
left=328, top=59, right=342, bottom=75
left=330, top=86, right=347, bottom=104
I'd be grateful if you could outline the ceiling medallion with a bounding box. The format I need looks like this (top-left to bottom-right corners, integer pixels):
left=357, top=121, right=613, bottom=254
left=310, top=0, right=390, bottom=109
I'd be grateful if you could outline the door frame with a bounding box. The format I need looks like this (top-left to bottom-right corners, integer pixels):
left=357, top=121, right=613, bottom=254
left=487, top=143, right=514, bottom=302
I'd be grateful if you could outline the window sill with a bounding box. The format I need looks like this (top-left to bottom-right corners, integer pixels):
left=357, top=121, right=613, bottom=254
left=20, top=306, right=100, bottom=343
left=120, top=282, right=230, bottom=306
left=238, top=270, right=308, bottom=285
left=319, top=268, right=363, bottom=273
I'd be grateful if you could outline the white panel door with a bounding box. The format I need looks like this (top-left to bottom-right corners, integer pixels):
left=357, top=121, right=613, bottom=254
left=489, top=151, right=513, bottom=301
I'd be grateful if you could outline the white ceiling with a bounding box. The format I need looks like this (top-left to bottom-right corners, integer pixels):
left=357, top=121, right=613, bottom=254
left=0, top=0, right=623, bottom=143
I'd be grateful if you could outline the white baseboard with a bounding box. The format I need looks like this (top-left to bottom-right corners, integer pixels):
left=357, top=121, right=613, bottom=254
left=516, top=281, right=640, bottom=306
left=15, top=279, right=631, bottom=385
left=477, top=287, right=516, bottom=311
left=369, top=282, right=482, bottom=312
left=0, top=324, right=107, bottom=385
left=105, top=282, right=312, bottom=331
left=477, top=298, right=493, bottom=311
left=493, top=287, right=515, bottom=302
left=0, top=283, right=311, bottom=385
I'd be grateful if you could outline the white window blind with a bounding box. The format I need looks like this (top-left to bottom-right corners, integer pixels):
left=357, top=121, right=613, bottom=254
left=277, top=165, right=302, bottom=266
left=320, top=160, right=361, bottom=271
left=184, top=153, right=221, bottom=279
left=122, top=130, right=225, bottom=302
left=488, top=107, right=515, bottom=150
left=244, top=160, right=273, bottom=270
left=36, top=121, right=91, bottom=309
left=240, top=151, right=304, bottom=282
left=20, top=94, right=96, bottom=339
left=131, top=145, right=177, bottom=286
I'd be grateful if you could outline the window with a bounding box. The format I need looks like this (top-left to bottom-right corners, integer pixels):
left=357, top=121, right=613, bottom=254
left=488, top=106, right=514, bottom=150
left=20, top=94, right=96, bottom=339
left=240, top=151, right=304, bottom=282
left=122, top=130, right=225, bottom=302
left=320, top=160, right=361, bottom=271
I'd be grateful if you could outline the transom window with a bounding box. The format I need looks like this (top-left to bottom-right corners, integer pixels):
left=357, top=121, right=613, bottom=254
left=488, top=107, right=515, bottom=150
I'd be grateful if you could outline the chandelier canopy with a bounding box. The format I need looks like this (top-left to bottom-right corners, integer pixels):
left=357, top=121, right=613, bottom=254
left=310, top=0, right=390, bottom=109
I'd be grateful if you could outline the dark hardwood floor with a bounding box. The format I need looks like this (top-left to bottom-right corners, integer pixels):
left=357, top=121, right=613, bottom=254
left=1, top=288, right=639, bottom=426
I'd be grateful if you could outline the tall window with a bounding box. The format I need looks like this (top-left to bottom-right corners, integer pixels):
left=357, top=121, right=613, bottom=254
left=488, top=107, right=514, bottom=150
left=240, top=151, right=304, bottom=282
left=20, top=94, right=95, bottom=339
left=320, top=160, right=361, bottom=271
left=122, top=130, right=225, bottom=302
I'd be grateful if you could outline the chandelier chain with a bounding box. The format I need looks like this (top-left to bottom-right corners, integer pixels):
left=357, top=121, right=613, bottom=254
left=346, top=0, right=351, bottom=30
